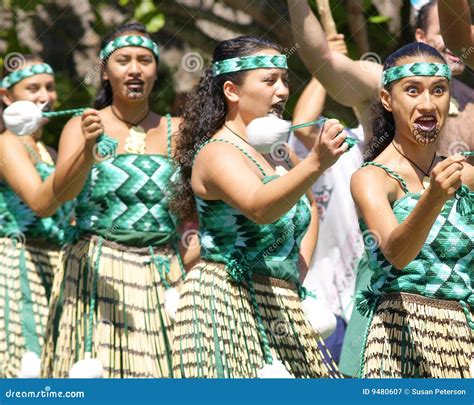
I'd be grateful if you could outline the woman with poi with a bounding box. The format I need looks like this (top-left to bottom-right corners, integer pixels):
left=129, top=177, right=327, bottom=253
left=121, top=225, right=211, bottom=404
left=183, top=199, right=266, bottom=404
left=351, top=42, right=473, bottom=378
left=0, top=56, right=74, bottom=377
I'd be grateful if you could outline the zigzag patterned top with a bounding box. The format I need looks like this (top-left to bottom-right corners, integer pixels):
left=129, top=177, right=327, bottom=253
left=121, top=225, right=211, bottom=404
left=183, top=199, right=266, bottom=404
left=360, top=162, right=473, bottom=307
left=195, top=139, right=311, bottom=283
left=74, top=114, right=177, bottom=246
left=0, top=143, right=74, bottom=245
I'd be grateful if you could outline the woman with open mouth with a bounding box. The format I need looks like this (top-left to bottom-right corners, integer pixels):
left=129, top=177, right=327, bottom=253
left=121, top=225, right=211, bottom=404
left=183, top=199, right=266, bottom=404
left=351, top=42, right=473, bottom=378
left=41, top=22, right=198, bottom=378
left=0, top=56, right=75, bottom=377
left=170, top=35, right=349, bottom=378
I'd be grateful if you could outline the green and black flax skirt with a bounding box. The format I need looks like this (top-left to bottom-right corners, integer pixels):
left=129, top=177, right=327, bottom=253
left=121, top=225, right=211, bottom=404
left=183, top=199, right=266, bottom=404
left=362, top=292, right=474, bottom=378
left=0, top=237, right=59, bottom=377
left=172, top=261, right=341, bottom=378
left=41, top=236, right=183, bottom=378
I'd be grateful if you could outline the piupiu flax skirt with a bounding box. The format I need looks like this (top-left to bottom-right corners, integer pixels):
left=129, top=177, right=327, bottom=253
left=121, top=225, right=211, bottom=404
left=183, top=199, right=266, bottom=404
left=172, top=261, right=341, bottom=378
left=41, top=236, right=183, bottom=378
left=0, top=237, right=59, bottom=377
left=362, top=292, right=474, bottom=378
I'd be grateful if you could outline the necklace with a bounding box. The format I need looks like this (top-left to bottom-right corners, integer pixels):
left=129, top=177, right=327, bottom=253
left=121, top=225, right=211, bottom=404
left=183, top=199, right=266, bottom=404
left=110, top=105, right=150, bottom=127
left=392, top=142, right=436, bottom=189
left=111, top=106, right=150, bottom=154
left=224, top=123, right=252, bottom=146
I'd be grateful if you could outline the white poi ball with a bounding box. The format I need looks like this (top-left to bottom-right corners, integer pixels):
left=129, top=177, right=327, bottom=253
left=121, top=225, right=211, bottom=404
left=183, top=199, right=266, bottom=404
left=301, top=296, right=337, bottom=340
left=3, top=100, right=43, bottom=136
left=246, top=115, right=291, bottom=154
left=69, top=352, right=104, bottom=378
left=19, top=351, right=41, bottom=378
left=257, top=356, right=294, bottom=379
left=164, top=287, right=181, bottom=320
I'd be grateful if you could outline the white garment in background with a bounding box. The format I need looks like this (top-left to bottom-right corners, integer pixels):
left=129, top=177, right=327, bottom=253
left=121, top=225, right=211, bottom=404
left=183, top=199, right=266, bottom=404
left=288, top=125, right=365, bottom=322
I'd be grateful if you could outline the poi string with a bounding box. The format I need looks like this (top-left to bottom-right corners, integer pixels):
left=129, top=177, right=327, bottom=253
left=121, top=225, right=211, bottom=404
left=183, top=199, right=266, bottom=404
left=291, top=118, right=359, bottom=149
left=3, top=101, right=118, bottom=158
left=44, top=108, right=118, bottom=158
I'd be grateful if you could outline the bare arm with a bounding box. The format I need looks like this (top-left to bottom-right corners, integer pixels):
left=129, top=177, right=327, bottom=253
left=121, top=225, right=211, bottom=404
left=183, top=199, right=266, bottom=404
left=351, top=155, right=467, bottom=269
left=287, top=0, right=382, bottom=108
left=0, top=133, right=61, bottom=217
left=439, top=0, right=474, bottom=69
left=287, top=148, right=318, bottom=281
left=293, top=78, right=326, bottom=149
left=53, top=110, right=102, bottom=202
left=193, top=119, right=348, bottom=224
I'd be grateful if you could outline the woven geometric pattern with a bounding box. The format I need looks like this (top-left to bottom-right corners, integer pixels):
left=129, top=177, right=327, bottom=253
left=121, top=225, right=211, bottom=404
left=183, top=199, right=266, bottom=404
left=360, top=165, right=473, bottom=306
left=212, top=55, right=288, bottom=76
left=100, top=35, right=159, bottom=60
left=196, top=176, right=311, bottom=284
left=75, top=154, right=177, bottom=237
left=0, top=162, right=74, bottom=245
left=382, top=62, right=451, bottom=87
left=1, top=63, right=54, bottom=89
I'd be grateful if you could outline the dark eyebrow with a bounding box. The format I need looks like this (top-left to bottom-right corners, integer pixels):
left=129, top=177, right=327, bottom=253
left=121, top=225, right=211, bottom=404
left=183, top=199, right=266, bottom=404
left=431, top=78, right=448, bottom=85
left=403, top=79, right=422, bottom=85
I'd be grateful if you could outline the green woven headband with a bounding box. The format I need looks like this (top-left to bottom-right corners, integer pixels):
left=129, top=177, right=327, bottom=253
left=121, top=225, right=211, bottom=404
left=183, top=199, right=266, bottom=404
left=382, top=62, right=451, bottom=87
left=212, top=55, right=288, bottom=76
left=1, top=63, right=54, bottom=89
left=100, top=35, right=160, bottom=61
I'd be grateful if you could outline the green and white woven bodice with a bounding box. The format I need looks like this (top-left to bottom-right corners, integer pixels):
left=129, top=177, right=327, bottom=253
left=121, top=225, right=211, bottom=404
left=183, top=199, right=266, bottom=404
left=0, top=161, right=74, bottom=246
left=360, top=162, right=473, bottom=307
left=195, top=139, right=311, bottom=284
left=74, top=114, right=178, bottom=246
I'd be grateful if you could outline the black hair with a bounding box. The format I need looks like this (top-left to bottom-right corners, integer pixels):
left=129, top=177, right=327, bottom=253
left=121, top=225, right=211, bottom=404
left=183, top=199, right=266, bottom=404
left=170, top=35, right=282, bottom=221
left=414, top=0, right=438, bottom=32
left=365, top=42, right=447, bottom=161
left=94, top=22, right=155, bottom=109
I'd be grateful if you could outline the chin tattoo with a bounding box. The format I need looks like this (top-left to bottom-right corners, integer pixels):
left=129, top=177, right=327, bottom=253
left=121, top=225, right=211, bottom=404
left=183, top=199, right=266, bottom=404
left=412, top=123, right=440, bottom=145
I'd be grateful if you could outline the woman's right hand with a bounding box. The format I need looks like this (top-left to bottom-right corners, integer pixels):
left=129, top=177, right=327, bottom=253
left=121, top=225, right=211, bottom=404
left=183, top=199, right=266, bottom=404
left=81, top=109, right=103, bottom=150
left=309, top=118, right=348, bottom=171
left=426, top=154, right=466, bottom=202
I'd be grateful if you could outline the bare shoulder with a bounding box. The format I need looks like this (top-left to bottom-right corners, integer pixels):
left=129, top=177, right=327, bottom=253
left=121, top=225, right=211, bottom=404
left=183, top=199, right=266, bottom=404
left=62, top=115, right=82, bottom=134
left=0, top=132, right=31, bottom=157
left=193, top=139, right=247, bottom=173
left=351, top=163, right=395, bottom=202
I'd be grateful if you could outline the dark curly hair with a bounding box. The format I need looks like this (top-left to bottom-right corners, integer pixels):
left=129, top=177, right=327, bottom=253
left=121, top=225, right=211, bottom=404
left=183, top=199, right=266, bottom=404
left=94, top=22, right=156, bottom=109
left=364, top=42, right=447, bottom=162
left=1, top=54, right=45, bottom=133
left=170, top=35, right=282, bottom=221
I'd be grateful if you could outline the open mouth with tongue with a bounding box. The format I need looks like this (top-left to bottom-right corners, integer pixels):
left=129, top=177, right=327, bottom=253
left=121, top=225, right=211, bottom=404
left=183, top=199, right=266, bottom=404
left=412, top=116, right=440, bottom=145
left=125, top=79, right=145, bottom=98
left=268, top=102, right=285, bottom=119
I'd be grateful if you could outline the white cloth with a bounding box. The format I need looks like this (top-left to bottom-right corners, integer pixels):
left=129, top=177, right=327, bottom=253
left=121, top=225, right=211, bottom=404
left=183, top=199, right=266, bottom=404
left=288, top=125, right=365, bottom=322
